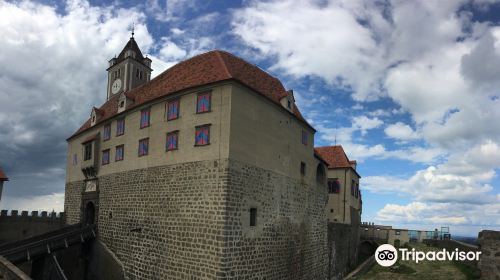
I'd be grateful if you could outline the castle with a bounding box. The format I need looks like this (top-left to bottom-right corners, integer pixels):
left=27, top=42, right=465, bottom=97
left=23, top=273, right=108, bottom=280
left=63, top=34, right=361, bottom=279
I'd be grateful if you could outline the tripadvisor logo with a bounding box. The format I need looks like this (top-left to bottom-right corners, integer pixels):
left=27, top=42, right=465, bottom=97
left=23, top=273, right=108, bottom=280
left=375, top=244, right=482, bottom=267
left=375, top=244, right=398, bottom=267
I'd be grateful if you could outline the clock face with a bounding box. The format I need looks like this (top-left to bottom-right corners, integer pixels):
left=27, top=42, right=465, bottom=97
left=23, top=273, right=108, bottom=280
left=112, top=79, right=122, bottom=94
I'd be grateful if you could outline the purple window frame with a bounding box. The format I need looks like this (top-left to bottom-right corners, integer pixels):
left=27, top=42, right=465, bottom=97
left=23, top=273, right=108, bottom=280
left=167, top=100, right=180, bottom=121
left=115, top=145, right=124, bottom=161
left=302, top=130, right=308, bottom=145
left=195, top=125, right=210, bottom=146
left=196, top=92, right=211, bottom=113
left=166, top=131, right=179, bottom=151
left=140, top=109, right=151, bottom=128
left=103, top=124, right=111, bottom=141
left=138, top=138, right=149, bottom=156
left=102, top=149, right=110, bottom=165
left=116, top=119, right=125, bottom=136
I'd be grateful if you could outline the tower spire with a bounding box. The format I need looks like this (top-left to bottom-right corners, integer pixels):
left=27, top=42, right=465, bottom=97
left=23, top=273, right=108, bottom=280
left=131, top=22, right=135, bottom=38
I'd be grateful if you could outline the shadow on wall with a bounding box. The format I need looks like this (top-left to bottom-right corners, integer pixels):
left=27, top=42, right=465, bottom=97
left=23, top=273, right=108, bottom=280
left=328, top=222, right=360, bottom=279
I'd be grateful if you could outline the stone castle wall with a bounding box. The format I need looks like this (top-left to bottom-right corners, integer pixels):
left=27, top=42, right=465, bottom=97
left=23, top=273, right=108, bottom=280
left=64, top=158, right=328, bottom=279
left=0, top=210, right=65, bottom=244
left=222, top=159, right=328, bottom=279
left=478, top=230, right=500, bottom=280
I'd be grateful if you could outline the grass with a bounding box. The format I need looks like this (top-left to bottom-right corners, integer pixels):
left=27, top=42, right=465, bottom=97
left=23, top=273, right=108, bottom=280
left=351, top=243, right=471, bottom=280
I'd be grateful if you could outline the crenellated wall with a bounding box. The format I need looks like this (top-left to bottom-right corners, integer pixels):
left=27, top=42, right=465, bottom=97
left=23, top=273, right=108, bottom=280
left=0, top=210, right=65, bottom=244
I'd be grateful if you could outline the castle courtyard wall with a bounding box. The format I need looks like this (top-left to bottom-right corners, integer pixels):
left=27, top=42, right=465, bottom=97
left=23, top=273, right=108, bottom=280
left=63, top=158, right=328, bottom=279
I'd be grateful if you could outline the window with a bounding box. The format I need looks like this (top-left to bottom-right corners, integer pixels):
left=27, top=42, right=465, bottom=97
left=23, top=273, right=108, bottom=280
left=116, top=119, right=125, bottom=136
left=287, top=100, right=291, bottom=109
left=115, top=145, right=124, bottom=161
left=84, top=143, right=92, bottom=161
left=355, top=183, right=359, bottom=198
left=102, top=149, right=110, bottom=165
left=250, top=208, right=257, bottom=227
left=351, top=180, right=355, bottom=196
left=72, top=154, right=78, bottom=166
left=196, top=92, right=211, bottom=113
left=136, top=68, right=139, bottom=78
left=302, top=130, right=308, bottom=145
left=119, top=100, right=125, bottom=108
left=300, top=162, right=306, bottom=175
left=138, top=138, right=149, bottom=156
left=140, top=109, right=150, bottom=128
left=195, top=125, right=210, bottom=146
left=328, top=179, right=341, bottom=194
left=166, top=100, right=180, bottom=120
left=103, top=124, right=111, bottom=141
left=140, top=70, right=143, bottom=80
left=166, top=131, right=179, bottom=151
left=396, top=230, right=401, bottom=235
left=330, top=209, right=334, bottom=213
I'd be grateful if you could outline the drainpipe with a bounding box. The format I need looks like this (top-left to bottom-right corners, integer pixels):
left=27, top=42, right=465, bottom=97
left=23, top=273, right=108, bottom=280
left=343, top=168, right=347, bottom=223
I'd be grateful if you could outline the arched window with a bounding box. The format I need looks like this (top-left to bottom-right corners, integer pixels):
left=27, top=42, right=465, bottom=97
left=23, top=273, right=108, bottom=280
left=316, top=163, right=326, bottom=185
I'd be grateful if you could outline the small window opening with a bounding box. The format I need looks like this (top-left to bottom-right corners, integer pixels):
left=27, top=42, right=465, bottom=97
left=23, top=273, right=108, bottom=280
left=300, top=162, right=306, bottom=175
left=250, top=208, right=257, bottom=227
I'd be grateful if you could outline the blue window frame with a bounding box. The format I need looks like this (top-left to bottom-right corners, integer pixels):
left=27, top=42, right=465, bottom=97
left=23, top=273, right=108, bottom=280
left=138, top=138, right=149, bottom=156
left=167, top=100, right=180, bottom=120
left=196, top=92, right=211, bottom=113
left=140, top=109, right=150, bottom=128
left=166, top=131, right=179, bottom=151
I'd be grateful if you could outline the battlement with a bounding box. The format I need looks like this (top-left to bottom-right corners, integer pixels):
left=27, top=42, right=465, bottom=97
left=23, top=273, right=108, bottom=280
left=0, top=209, right=64, bottom=219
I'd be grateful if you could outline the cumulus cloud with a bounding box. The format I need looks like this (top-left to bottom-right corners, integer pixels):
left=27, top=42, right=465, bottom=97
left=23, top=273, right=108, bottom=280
left=384, top=122, right=420, bottom=141
left=231, top=0, right=500, bottom=232
left=0, top=0, right=183, bottom=208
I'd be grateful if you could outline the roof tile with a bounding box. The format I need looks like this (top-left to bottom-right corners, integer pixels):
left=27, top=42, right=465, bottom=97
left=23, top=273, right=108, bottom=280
left=314, top=145, right=354, bottom=169
left=69, top=50, right=311, bottom=140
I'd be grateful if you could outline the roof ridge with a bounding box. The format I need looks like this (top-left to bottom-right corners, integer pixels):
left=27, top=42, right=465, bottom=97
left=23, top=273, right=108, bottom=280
left=215, top=51, right=232, bottom=78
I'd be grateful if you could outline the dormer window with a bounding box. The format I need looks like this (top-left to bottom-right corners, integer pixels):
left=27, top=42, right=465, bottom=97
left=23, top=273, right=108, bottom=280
left=287, top=100, right=291, bottom=109
left=90, top=108, right=101, bottom=126
left=120, top=101, right=125, bottom=108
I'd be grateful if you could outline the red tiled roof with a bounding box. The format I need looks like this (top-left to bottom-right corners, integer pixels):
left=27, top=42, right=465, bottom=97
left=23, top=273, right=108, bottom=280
left=0, top=168, right=8, bottom=181
left=314, top=145, right=353, bottom=169
left=68, top=50, right=312, bottom=140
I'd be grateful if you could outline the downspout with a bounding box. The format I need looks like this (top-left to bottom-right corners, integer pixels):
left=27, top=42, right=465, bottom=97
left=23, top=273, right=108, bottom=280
left=343, top=168, right=347, bottom=223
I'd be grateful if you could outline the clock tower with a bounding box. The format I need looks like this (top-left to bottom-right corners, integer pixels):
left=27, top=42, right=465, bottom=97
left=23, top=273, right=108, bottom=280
left=106, top=32, right=152, bottom=100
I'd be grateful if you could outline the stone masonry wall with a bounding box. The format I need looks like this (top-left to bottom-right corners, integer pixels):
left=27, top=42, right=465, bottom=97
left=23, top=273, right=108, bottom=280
left=97, top=159, right=227, bottom=279
left=478, top=230, right=500, bottom=280
left=64, top=159, right=328, bottom=279
left=327, top=223, right=360, bottom=280
left=221, top=159, right=328, bottom=279
left=65, top=180, right=83, bottom=225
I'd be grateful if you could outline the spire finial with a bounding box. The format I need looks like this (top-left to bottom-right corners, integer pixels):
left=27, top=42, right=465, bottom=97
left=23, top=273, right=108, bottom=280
left=131, top=22, right=135, bottom=38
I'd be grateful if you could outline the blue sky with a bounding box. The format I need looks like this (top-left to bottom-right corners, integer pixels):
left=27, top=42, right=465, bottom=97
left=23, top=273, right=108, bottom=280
left=0, top=0, right=500, bottom=237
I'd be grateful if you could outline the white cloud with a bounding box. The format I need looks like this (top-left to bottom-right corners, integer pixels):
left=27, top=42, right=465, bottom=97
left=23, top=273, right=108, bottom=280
left=375, top=201, right=500, bottom=233
left=385, top=122, right=420, bottom=141
left=0, top=1, right=176, bottom=199
left=232, top=0, right=500, bottom=231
